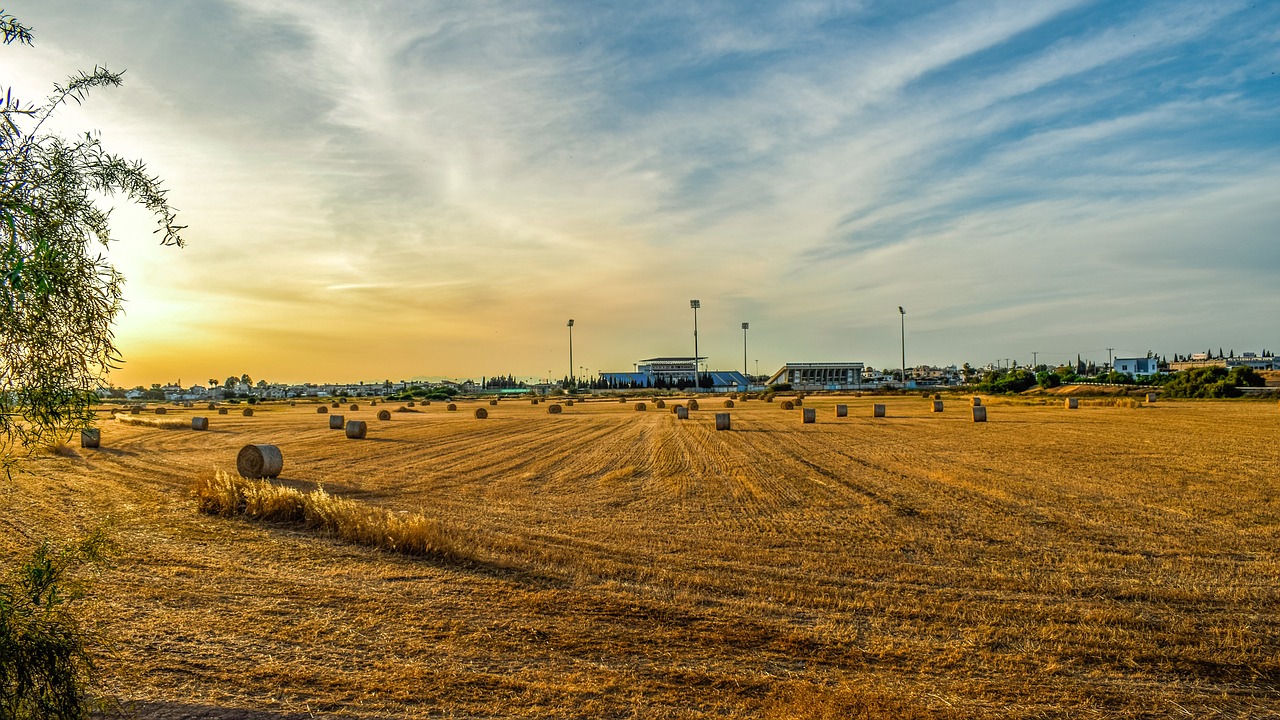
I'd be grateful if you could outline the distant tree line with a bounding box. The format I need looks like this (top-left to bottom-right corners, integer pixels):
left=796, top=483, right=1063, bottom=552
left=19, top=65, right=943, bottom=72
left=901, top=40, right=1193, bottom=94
left=973, top=364, right=1265, bottom=397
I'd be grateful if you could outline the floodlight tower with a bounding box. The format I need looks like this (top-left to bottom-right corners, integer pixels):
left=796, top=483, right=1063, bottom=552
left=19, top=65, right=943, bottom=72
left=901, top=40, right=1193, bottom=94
left=742, top=322, right=750, bottom=380
left=567, top=319, right=574, bottom=387
left=899, top=306, right=907, bottom=388
left=690, top=300, right=701, bottom=388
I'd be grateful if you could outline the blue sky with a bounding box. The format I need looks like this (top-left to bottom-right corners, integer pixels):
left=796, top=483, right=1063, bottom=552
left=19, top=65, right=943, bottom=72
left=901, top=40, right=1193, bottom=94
left=6, top=0, right=1278, bottom=384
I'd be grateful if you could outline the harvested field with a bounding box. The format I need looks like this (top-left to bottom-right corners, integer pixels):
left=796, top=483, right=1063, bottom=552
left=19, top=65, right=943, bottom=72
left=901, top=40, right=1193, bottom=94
left=2, top=397, right=1278, bottom=718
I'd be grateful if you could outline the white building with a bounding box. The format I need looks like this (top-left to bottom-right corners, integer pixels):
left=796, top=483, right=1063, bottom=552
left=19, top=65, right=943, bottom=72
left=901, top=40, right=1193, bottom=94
left=766, top=362, right=865, bottom=390
left=1114, top=357, right=1160, bottom=377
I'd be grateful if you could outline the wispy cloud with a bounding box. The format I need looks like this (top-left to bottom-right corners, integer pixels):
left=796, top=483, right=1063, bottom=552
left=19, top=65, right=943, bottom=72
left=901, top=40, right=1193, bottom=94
left=6, top=0, right=1277, bottom=382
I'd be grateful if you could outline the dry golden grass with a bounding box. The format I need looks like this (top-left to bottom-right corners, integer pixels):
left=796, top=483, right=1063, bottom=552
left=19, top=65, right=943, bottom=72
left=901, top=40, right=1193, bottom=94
left=114, top=415, right=192, bottom=430
left=1, top=396, right=1278, bottom=718
left=195, top=471, right=468, bottom=562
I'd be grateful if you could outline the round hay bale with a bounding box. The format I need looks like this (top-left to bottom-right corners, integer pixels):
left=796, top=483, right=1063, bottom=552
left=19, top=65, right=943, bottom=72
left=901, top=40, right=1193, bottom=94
left=447, top=403, right=457, bottom=411
left=331, top=402, right=339, bottom=408
left=208, top=403, right=217, bottom=410
left=349, top=404, right=359, bottom=411
left=765, top=395, right=775, bottom=403
left=377, top=409, right=391, bottom=421
left=655, top=399, right=666, bottom=408
left=566, top=399, right=575, bottom=406
left=407, top=401, right=416, bottom=407
left=635, top=402, right=647, bottom=411
left=971, top=397, right=982, bottom=407
left=290, top=401, right=297, bottom=406
left=932, top=400, right=944, bottom=413
left=723, top=400, right=734, bottom=408
left=1146, top=393, right=1157, bottom=403
left=793, top=398, right=803, bottom=407
left=781, top=401, right=794, bottom=410
left=130, top=407, right=141, bottom=415
left=688, top=399, right=699, bottom=411
left=715, top=413, right=730, bottom=431
left=1065, top=398, right=1079, bottom=409
left=423, top=400, right=431, bottom=406
left=80, top=429, right=100, bottom=448
left=619, top=397, right=627, bottom=404
left=192, top=417, right=209, bottom=431
left=242, top=408, right=254, bottom=417
left=236, top=444, right=283, bottom=479
left=548, top=404, right=563, bottom=414
left=371, top=400, right=378, bottom=406
left=329, top=414, right=345, bottom=429
left=345, top=420, right=367, bottom=439
left=675, top=406, right=689, bottom=419
left=802, top=408, right=816, bottom=424
left=933, top=393, right=942, bottom=400
left=531, top=398, right=539, bottom=405
left=218, top=408, right=228, bottom=415
left=489, top=399, right=498, bottom=406
left=155, top=407, right=167, bottom=415
left=972, top=406, right=988, bottom=423
left=474, top=408, right=488, bottom=419
left=873, top=404, right=886, bottom=418
left=835, top=404, right=848, bottom=417
left=922, top=391, right=931, bottom=398
left=317, top=406, right=328, bottom=414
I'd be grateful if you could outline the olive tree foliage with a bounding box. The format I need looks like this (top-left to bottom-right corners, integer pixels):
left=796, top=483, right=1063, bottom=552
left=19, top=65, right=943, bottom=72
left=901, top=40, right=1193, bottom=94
left=0, top=11, right=184, bottom=473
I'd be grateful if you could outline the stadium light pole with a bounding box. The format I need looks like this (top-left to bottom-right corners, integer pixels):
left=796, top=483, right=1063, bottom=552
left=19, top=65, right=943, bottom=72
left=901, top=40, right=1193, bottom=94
left=567, top=319, right=574, bottom=388
left=690, top=300, right=701, bottom=389
left=899, top=306, right=907, bottom=388
left=742, top=322, right=749, bottom=382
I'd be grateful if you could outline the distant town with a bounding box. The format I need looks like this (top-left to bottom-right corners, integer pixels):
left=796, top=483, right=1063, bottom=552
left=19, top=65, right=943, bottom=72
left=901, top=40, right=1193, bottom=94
left=101, top=349, right=1278, bottom=401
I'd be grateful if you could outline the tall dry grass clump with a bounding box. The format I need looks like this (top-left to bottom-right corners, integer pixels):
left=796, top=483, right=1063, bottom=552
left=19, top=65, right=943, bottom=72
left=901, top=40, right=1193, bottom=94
left=115, top=415, right=190, bottom=430
left=194, top=471, right=470, bottom=562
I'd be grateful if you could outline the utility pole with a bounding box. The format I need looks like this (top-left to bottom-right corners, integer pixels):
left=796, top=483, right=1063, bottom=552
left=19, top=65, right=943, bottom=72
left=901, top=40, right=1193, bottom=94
left=1032, top=351, right=1038, bottom=368
left=1106, top=347, right=1114, bottom=369
left=741, top=322, right=749, bottom=381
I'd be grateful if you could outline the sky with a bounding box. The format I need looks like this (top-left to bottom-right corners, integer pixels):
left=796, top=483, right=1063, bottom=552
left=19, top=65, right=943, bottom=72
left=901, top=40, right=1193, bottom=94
left=5, top=0, right=1278, bottom=386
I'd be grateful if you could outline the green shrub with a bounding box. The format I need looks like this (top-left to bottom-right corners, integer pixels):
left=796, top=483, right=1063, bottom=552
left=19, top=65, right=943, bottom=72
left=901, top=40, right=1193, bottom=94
left=1227, top=366, right=1264, bottom=388
left=977, top=368, right=1037, bottom=394
left=0, top=530, right=113, bottom=719
left=1162, top=366, right=1246, bottom=398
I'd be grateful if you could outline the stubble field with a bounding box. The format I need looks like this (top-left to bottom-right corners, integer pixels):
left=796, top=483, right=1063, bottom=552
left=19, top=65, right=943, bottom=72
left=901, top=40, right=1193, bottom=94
left=2, top=395, right=1278, bottom=719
